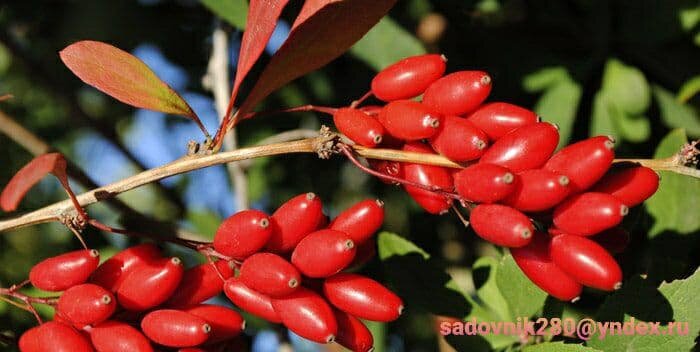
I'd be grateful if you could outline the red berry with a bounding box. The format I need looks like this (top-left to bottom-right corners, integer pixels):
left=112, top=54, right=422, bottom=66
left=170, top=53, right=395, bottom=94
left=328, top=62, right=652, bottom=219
left=266, top=192, right=324, bottom=253
left=29, top=249, right=100, bottom=292
left=329, top=199, right=384, bottom=245
left=117, top=257, right=184, bottom=311
left=402, top=142, right=453, bottom=214
left=56, top=284, right=116, bottom=326
left=428, top=115, right=489, bottom=162
left=19, top=322, right=94, bottom=352
left=466, top=102, right=539, bottom=140
left=553, top=192, right=628, bottom=236
left=165, top=260, right=234, bottom=308
left=271, top=287, right=338, bottom=344
left=590, top=166, right=659, bottom=207
left=371, top=54, right=446, bottom=101
left=368, top=159, right=403, bottom=184
left=292, top=229, right=356, bottom=278
left=323, top=273, right=403, bottom=322
left=453, top=163, right=515, bottom=203
left=89, top=320, right=153, bottom=352
left=333, top=108, right=386, bottom=147
left=589, top=227, right=630, bottom=255
left=502, top=169, right=571, bottom=212
left=422, top=71, right=492, bottom=115
left=378, top=100, right=442, bottom=140
left=470, top=204, right=533, bottom=247
left=213, top=209, right=272, bottom=259
left=550, top=234, right=623, bottom=291
left=239, top=253, right=301, bottom=297
left=184, top=304, right=245, bottom=344
left=141, top=309, right=211, bottom=348
left=334, top=309, right=374, bottom=352
left=89, top=244, right=161, bottom=292
left=544, top=136, right=615, bottom=193
left=480, top=122, right=560, bottom=172
left=511, top=234, right=582, bottom=301
left=223, top=277, right=281, bottom=323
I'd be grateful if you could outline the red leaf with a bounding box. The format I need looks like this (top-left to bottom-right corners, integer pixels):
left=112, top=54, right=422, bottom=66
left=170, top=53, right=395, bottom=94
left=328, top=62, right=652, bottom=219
left=1, top=153, right=68, bottom=211
left=291, top=0, right=333, bottom=29
left=224, top=0, right=291, bottom=120
left=236, top=0, right=397, bottom=123
left=60, top=41, right=209, bottom=137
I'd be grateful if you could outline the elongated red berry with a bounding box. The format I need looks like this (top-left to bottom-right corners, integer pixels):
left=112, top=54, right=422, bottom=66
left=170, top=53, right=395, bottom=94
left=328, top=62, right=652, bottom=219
left=266, top=192, right=324, bottom=253
left=165, top=260, right=234, bottom=308
left=378, top=100, right=442, bottom=140
left=590, top=227, right=630, bottom=254
left=89, top=321, right=153, bottom=352
left=89, top=243, right=161, bottom=292
left=323, top=273, right=403, bottom=322
left=371, top=54, right=446, bottom=101
left=368, top=159, right=403, bottom=185
left=272, top=287, right=337, bottom=344
left=29, top=249, right=99, bottom=292
left=334, top=309, right=374, bottom=352
left=422, top=71, right=492, bottom=115
left=213, top=209, right=272, bottom=259
left=292, top=229, right=356, bottom=278
left=502, top=169, right=571, bottom=212
left=19, top=322, right=94, bottom=352
left=511, top=234, right=582, bottom=301
left=590, top=166, right=659, bottom=207
left=402, top=143, right=453, bottom=214
left=453, top=163, right=515, bottom=203
left=334, top=108, right=385, bottom=147
left=329, top=199, right=384, bottom=245
left=57, top=284, right=115, bottom=326
left=117, top=257, right=184, bottom=311
left=480, top=122, right=560, bottom=172
left=429, top=115, right=489, bottom=162
left=239, top=253, right=300, bottom=297
left=466, top=102, right=539, bottom=140
left=141, top=309, right=211, bottom=348
left=470, top=204, right=533, bottom=247
left=553, top=192, right=628, bottom=236
left=544, top=136, right=615, bottom=193
left=223, top=277, right=281, bottom=323
left=184, top=304, right=245, bottom=344
left=550, top=234, right=623, bottom=291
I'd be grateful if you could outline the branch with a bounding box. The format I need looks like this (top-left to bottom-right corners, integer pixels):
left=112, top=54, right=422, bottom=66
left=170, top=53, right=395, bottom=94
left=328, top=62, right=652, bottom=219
left=203, top=26, right=249, bottom=210
left=0, top=130, right=696, bottom=233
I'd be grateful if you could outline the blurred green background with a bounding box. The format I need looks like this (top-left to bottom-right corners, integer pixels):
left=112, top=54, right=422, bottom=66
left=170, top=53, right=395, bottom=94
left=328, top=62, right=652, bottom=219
left=1, top=1, right=699, bottom=351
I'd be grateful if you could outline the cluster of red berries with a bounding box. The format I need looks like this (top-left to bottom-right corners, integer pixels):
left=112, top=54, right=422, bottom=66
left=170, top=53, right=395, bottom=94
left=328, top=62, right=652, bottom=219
left=18, top=193, right=399, bottom=352
left=333, top=54, right=660, bottom=301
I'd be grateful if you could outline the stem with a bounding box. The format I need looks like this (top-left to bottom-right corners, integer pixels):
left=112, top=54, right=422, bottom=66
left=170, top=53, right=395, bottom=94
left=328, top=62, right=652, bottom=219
left=350, top=90, right=373, bottom=108
left=0, top=133, right=696, bottom=233
left=204, top=26, right=249, bottom=211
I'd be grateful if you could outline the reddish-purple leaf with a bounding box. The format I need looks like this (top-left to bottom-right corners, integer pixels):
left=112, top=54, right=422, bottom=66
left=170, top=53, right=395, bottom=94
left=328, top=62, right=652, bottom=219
left=223, top=0, right=291, bottom=121
left=59, top=41, right=208, bottom=136
left=236, top=0, right=397, bottom=123
left=291, top=0, right=332, bottom=29
left=1, top=153, right=67, bottom=211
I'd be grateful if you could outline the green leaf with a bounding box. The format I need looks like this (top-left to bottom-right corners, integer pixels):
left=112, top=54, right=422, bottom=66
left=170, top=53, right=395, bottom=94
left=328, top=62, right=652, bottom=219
left=676, top=75, right=700, bottom=103
left=612, top=108, right=651, bottom=143
left=496, top=253, right=548, bottom=319
left=523, top=67, right=569, bottom=92
left=601, top=59, right=650, bottom=115
left=590, top=92, right=619, bottom=140
left=531, top=77, right=582, bottom=148
left=587, top=269, right=700, bottom=352
left=472, top=256, right=511, bottom=321
left=377, top=232, right=471, bottom=318
left=350, top=17, right=426, bottom=72
left=201, top=0, right=248, bottom=30
left=59, top=41, right=207, bottom=135
left=524, top=342, right=602, bottom=352
left=654, top=85, right=700, bottom=137
left=645, top=129, right=700, bottom=237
